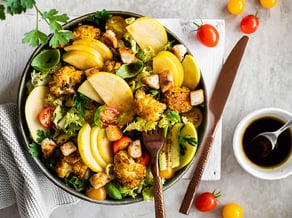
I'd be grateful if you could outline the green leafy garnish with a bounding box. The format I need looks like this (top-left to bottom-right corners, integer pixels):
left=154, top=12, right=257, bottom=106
left=28, top=142, right=40, bottom=157
left=94, top=104, right=106, bottom=127
left=0, top=5, right=6, bottom=20
left=116, top=60, right=144, bottom=79
left=72, top=93, right=90, bottom=117
left=87, top=9, right=112, bottom=29
left=65, top=175, right=89, bottom=191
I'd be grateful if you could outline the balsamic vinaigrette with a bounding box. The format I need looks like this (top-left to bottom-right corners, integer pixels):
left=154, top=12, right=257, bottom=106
left=242, top=116, right=292, bottom=168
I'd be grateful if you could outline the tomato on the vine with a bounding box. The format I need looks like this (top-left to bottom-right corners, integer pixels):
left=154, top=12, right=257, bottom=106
left=240, top=14, right=259, bottom=34
left=227, top=0, right=246, bottom=15
left=259, top=0, right=278, bottom=9
left=38, top=106, right=55, bottom=128
left=194, top=23, right=219, bottom=47
left=136, top=149, right=151, bottom=166
left=194, top=190, right=221, bottom=212
left=222, top=203, right=243, bottom=218
left=113, top=136, right=132, bottom=154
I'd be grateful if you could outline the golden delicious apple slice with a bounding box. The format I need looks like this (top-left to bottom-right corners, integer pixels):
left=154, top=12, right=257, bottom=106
left=77, top=123, right=104, bottom=172
left=73, top=39, right=113, bottom=60
left=97, top=128, right=113, bottom=164
left=126, top=17, right=168, bottom=54
left=87, top=72, right=134, bottom=113
left=182, top=54, right=201, bottom=90
left=90, top=126, right=107, bottom=168
left=78, top=80, right=104, bottom=104
left=176, top=122, right=198, bottom=170
left=153, top=52, right=182, bottom=87
left=25, top=85, right=48, bottom=142
left=62, top=50, right=103, bottom=70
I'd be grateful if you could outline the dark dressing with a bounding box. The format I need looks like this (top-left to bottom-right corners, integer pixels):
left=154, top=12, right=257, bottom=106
left=242, top=116, right=292, bottom=168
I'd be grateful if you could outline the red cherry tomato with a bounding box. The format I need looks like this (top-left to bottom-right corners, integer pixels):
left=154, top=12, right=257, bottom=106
left=100, top=105, right=120, bottom=126
left=195, top=23, right=219, bottom=47
left=113, top=136, right=132, bottom=154
left=195, top=190, right=221, bottom=212
left=240, top=14, right=259, bottom=34
left=38, top=106, right=55, bottom=128
left=136, top=149, right=151, bottom=166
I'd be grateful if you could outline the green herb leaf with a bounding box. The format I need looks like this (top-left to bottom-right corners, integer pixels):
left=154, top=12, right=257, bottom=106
left=87, top=9, right=112, bottom=29
left=0, top=5, right=5, bottom=20
left=65, top=175, right=89, bottom=191
left=22, top=29, right=49, bottom=47
left=72, top=93, right=90, bottom=117
left=49, top=30, right=73, bottom=48
left=5, top=0, right=35, bottom=15
left=94, top=105, right=106, bottom=127
left=28, top=142, right=40, bottom=157
left=42, top=9, right=70, bottom=32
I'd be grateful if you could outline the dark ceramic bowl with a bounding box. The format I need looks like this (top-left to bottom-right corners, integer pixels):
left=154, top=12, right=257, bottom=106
left=17, top=11, right=207, bottom=204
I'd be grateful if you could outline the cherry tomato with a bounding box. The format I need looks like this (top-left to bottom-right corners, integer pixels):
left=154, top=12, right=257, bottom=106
left=227, top=0, right=246, bottom=15
left=159, top=167, right=175, bottom=179
left=195, top=23, right=219, bottom=47
left=259, top=0, right=278, bottom=8
left=194, top=190, right=221, bottom=212
left=86, top=187, right=107, bottom=200
left=113, top=136, right=132, bottom=154
left=222, top=203, right=243, bottom=218
left=38, top=106, right=55, bottom=128
left=100, top=105, right=120, bottom=126
left=136, top=149, right=151, bottom=166
left=240, top=14, right=259, bottom=34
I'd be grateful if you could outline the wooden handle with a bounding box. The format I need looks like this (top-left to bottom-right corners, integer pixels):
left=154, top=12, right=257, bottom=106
left=152, top=154, right=166, bottom=218
left=179, top=123, right=217, bottom=214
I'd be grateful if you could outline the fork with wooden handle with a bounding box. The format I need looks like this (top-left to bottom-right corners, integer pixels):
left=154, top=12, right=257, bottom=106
left=142, top=128, right=165, bottom=218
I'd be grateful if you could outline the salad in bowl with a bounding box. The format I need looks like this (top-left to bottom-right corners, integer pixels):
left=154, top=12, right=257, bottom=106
left=18, top=10, right=206, bottom=204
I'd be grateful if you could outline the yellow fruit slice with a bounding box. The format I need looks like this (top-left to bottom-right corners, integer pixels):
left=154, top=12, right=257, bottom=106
left=176, top=122, right=198, bottom=170
left=78, top=80, right=104, bottom=104
left=25, top=86, right=48, bottom=142
left=90, top=126, right=107, bottom=168
left=62, top=50, right=103, bottom=70
left=97, top=128, right=113, bottom=164
left=182, top=54, right=201, bottom=90
left=73, top=39, right=113, bottom=60
left=153, top=52, right=182, bottom=86
left=126, top=17, right=168, bottom=54
left=77, top=123, right=104, bottom=172
left=87, top=72, right=134, bottom=113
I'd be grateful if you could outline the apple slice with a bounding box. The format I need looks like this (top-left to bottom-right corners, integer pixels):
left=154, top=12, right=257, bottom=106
left=25, top=85, right=48, bottom=142
left=77, top=123, right=104, bottom=172
left=78, top=80, right=104, bottom=104
left=176, top=122, right=198, bottom=170
left=97, top=128, right=113, bottom=164
left=87, top=72, right=134, bottom=113
left=126, top=17, right=168, bottom=54
left=90, top=126, right=107, bottom=168
left=73, top=39, right=113, bottom=60
left=182, top=54, right=201, bottom=90
left=62, top=50, right=103, bottom=70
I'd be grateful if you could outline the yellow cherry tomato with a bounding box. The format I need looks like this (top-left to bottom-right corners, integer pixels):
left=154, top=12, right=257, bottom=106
left=227, top=0, right=246, bottom=15
left=259, top=0, right=278, bottom=8
left=86, top=187, right=107, bottom=200
left=159, top=168, right=175, bottom=179
left=222, top=203, right=243, bottom=218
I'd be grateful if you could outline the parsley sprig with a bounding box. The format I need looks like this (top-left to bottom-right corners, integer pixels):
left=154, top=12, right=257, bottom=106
left=1, top=1, right=72, bottom=48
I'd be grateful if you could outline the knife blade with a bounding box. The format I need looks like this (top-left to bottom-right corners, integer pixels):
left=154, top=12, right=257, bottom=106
left=179, top=35, right=249, bottom=215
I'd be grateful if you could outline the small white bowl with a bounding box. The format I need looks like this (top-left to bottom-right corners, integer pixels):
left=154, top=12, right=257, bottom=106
left=233, top=108, right=292, bottom=180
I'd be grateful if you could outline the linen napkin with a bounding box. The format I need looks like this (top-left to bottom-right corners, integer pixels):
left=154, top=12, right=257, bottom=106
left=0, top=103, right=79, bottom=218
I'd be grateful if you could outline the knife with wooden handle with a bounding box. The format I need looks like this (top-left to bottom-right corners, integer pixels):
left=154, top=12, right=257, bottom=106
left=179, top=35, right=249, bottom=215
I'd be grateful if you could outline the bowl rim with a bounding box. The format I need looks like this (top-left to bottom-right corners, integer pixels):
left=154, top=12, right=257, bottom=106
left=233, top=107, right=292, bottom=180
left=17, top=10, right=208, bottom=204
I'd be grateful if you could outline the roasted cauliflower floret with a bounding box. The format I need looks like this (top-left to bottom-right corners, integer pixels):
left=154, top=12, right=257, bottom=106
left=48, top=65, right=83, bottom=97
left=103, top=59, right=121, bottom=73
left=134, top=89, right=167, bottom=122
left=163, top=86, right=192, bottom=113
left=113, top=150, right=146, bottom=189
left=73, top=25, right=101, bottom=40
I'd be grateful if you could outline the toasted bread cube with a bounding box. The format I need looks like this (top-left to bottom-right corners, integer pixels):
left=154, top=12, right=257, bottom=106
left=127, top=139, right=142, bottom=159
left=190, top=89, right=204, bottom=106
left=60, top=141, right=77, bottom=156
left=105, top=125, right=123, bottom=141
left=55, top=157, right=72, bottom=179
left=141, top=74, right=160, bottom=90
left=119, top=47, right=137, bottom=63
left=103, top=29, right=118, bottom=48
left=41, top=138, right=57, bottom=159
left=72, top=160, right=89, bottom=180
left=159, top=70, right=174, bottom=93
left=90, top=172, right=110, bottom=189
left=172, top=44, right=187, bottom=62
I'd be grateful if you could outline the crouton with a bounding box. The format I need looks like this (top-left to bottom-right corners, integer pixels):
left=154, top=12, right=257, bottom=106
left=159, top=70, right=174, bottom=93
left=41, top=138, right=57, bottom=159
left=89, top=172, right=110, bottom=189
left=127, top=140, right=142, bottom=159
left=55, top=157, right=72, bottom=179
left=119, top=47, right=137, bottom=63
left=103, top=29, right=118, bottom=48
left=105, top=125, right=123, bottom=141
left=60, top=141, right=77, bottom=156
left=190, top=89, right=204, bottom=106
left=172, top=44, right=187, bottom=62
left=141, top=74, right=160, bottom=90
left=72, top=160, right=89, bottom=180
